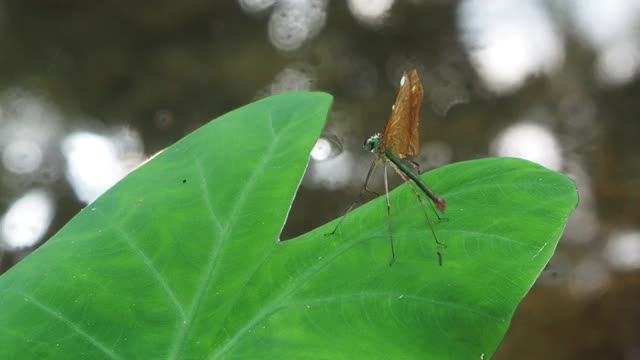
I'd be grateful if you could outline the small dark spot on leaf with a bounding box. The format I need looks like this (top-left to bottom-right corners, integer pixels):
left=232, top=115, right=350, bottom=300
left=182, top=179, right=187, bottom=184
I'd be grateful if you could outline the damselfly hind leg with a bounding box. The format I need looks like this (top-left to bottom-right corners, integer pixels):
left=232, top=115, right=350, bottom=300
left=389, top=163, right=447, bottom=249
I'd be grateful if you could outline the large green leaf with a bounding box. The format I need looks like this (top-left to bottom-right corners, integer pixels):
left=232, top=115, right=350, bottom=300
left=0, top=91, right=577, bottom=359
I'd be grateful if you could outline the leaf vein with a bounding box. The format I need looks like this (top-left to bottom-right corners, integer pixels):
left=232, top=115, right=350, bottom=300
left=20, top=292, right=122, bottom=360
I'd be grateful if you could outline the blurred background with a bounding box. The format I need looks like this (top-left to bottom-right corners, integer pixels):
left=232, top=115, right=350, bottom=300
left=0, top=0, right=639, bottom=358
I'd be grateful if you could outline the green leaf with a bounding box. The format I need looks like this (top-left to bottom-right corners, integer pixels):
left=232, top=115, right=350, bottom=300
left=0, top=91, right=577, bottom=360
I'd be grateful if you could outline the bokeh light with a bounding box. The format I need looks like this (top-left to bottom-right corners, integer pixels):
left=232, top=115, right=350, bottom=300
left=305, top=151, right=358, bottom=191
left=267, top=0, right=328, bottom=51
left=310, top=138, right=332, bottom=161
left=0, top=189, right=55, bottom=250
left=2, top=139, right=43, bottom=175
left=491, top=121, right=563, bottom=171
left=567, top=0, right=640, bottom=85
left=310, top=135, right=343, bottom=162
left=605, top=230, right=640, bottom=271
left=238, top=0, right=276, bottom=14
left=0, top=90, right=63, bottom=180
left=265, top=64, right=316, bottom=95
left=457, top=0, right=564, bottom=94
left=61, top=129, right=144, bottom=204
left=347, top=0, right=395, bottom=26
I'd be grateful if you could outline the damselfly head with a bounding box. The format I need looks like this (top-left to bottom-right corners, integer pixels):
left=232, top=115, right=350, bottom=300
left=363, top=133, right=381, bottom=153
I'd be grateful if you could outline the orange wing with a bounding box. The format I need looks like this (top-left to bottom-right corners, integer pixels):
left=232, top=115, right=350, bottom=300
left=381, top=69, right=423, bottom=158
